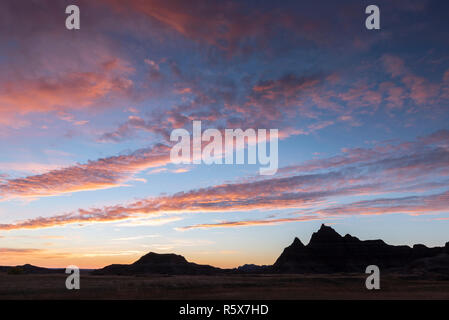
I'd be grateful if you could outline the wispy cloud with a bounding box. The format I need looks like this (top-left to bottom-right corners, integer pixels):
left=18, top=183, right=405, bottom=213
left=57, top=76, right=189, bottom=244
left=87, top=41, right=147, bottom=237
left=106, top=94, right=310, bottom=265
left=115, top=217, right=182, bottom=227
left=2, top=130, right=448, bottom=231
left=0, top=248, right=43, bottom=254
left=0, top=144, right=171, bottom=200
left=178, top=215, right=323, bottom=230
left=316, top=191, right=449, bottom=217
left=113, top=235, right=160, bottom=241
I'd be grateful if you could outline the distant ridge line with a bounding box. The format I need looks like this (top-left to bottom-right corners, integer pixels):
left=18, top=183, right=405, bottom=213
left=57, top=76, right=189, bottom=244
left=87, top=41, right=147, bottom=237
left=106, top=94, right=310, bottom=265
left=2, top=224, right=448, bottom=276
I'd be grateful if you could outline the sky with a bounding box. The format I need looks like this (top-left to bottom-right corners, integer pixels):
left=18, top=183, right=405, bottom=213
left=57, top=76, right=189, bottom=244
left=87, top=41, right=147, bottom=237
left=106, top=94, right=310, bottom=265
left=0, top=0, right=448, bottom=269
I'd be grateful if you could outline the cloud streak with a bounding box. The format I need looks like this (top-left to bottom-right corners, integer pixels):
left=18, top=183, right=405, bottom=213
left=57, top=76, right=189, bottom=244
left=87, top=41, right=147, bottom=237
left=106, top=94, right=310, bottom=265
left=0, top=144, right=171, bottom=199
left=178, top=215, right=322, bottom=230
left=1, top=130, right=449, bottom=231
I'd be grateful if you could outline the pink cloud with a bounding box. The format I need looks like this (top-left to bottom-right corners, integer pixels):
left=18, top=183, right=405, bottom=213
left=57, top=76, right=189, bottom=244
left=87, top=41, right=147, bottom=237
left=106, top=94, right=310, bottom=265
left=2, top=130, right=449, bottom=231
left=179, top=215, right=322, bottom=230
left=0, top=144, right=171, bottom=200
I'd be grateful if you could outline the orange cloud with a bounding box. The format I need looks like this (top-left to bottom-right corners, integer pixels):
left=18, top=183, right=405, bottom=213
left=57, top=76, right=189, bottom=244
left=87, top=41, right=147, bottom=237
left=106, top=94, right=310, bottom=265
left=0, top=1, right=137, bottom=128
left=316, top=191, right=449, bottom=217
left=179, top=215, right=322, bottom=230
left=0, top=144, right=171, bottom=200
left=1, top=130, right=449, bottom=231
left=0, top=248, right=43, bottom=254
left=0, top=65, right=133, bottom=119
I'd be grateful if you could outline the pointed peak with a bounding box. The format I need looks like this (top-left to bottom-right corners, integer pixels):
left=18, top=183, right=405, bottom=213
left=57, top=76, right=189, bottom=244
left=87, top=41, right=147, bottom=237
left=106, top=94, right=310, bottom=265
left=319, top=223, right=333, bottom=231
left=344, top=234, right=359, bottom=241
left=309, top=224, right=342, bottom=245
left=316, top=224, right=339, bottom=235
left=291, top=237, right=304, bottom=247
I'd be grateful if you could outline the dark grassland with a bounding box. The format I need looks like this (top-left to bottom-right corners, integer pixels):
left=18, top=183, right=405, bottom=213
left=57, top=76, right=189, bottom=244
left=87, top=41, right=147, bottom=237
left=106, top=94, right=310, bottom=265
left=0, top=272, right=448, bottom=299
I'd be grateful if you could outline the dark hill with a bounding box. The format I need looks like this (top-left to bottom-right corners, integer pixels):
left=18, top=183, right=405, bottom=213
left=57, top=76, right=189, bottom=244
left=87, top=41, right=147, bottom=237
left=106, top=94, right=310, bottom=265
left=234, top=264, right=271, bottom=274
left=3, top=225, right=447, bottom=277
left=92, top=252, right=223, bottom=275
left=0, top=264, right=63, bottom=274
left=95, top=225, right=448, bottom=276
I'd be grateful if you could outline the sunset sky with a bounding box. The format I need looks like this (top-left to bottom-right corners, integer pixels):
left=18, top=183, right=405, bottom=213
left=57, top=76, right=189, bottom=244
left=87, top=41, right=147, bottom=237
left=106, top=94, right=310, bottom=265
left=1, top=0, right=449, bottom=269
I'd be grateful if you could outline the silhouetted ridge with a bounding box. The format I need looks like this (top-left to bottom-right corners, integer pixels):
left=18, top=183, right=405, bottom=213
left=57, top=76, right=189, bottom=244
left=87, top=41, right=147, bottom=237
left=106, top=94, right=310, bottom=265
left=93, top=252, right=222, bottom=275
left=0, top=264, right=63, bottom=274
left=273, top=224, right=449, bottom=274
left=70, top=225, right=449, bottom=276
left=291, top=237, right=304, bottom=248
left=309, top=224, right=343, bottom=245
left=234, top=264, right=270, bottom=273
left=133, top=252, right=188, bottom=265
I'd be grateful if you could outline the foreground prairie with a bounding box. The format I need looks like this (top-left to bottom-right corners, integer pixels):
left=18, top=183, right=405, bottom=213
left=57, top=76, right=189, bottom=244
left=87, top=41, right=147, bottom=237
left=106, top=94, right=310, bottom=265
left=0, top=272, right=448, bottom=300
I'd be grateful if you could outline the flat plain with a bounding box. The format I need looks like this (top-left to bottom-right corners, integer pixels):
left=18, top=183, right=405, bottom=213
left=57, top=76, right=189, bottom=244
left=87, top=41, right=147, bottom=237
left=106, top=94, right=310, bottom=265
left=1, top=272, right=448, bottom=299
